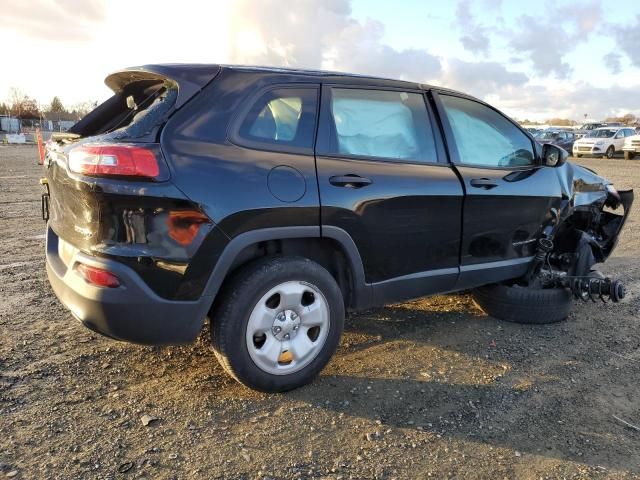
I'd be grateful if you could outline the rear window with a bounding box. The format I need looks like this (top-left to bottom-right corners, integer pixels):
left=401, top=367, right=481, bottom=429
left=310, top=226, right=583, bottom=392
left=69, top=80, right=177, bottom=139
left=236, top=87, right=319, bottom=150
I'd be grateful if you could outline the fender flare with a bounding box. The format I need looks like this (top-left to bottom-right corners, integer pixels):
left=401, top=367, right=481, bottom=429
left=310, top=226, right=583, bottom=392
left=200, top=225, right=371, bottom=310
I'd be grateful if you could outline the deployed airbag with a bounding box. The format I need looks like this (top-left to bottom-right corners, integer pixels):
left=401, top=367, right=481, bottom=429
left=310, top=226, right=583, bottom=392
left=332, top=93, right=420, bottom=159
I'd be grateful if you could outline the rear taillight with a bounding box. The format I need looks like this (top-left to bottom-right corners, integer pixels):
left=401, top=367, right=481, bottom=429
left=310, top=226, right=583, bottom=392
left=68, top=144, right=164, bottom=179
left=76, top=264, right=120, bottom=288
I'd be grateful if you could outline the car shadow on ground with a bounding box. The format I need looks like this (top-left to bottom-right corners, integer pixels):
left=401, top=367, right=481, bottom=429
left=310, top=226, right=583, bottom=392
left=276, top=297, right=640, bottom=473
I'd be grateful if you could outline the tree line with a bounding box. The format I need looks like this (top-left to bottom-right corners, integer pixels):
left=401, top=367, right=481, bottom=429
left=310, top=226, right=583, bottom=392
left=517, top=114, right=638, bottom=126
left=0, top=87, right=97, bottom=122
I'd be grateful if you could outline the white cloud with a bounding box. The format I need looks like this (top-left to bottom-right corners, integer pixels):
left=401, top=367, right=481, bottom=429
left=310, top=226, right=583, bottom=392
left=506, top=1, right=602, bottom=79
left=603, top=52, right=623, bottom=74
left=614, top=14, right=640, bottom=68
left=0, top=0, right=105, bottom=41
left=455, top=0, right=491, bottom=55
left=438, top=59, right=527, bottom=98
left=229, top=0, right=441, bottom=82
left=0, top=0, right=638, bottom=122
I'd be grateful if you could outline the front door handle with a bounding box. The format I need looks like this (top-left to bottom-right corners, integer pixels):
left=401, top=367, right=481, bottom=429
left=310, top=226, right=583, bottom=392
left=329, top=175, right=372, bottom=188
left=470, top=178, right=498, bottom=190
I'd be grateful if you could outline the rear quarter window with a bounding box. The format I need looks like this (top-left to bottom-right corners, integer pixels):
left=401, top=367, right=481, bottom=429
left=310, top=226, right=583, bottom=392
left=235, top=87, right=319, bottom=151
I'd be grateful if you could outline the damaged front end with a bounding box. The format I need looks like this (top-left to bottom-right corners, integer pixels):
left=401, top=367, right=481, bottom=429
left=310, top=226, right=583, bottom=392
left=526, top=162, right=633, bottom=302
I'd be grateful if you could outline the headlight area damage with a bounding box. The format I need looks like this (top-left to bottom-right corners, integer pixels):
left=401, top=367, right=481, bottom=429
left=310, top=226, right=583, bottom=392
left=525, top=163, right=633, bottom=302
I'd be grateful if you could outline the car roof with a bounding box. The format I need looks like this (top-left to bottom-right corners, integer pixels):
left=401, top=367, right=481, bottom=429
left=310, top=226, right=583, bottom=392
left=119, top=63, right=471, bottom=96
left=221, top=64, right=427, bottom=88
left=232, top=65, right=482, bottom=99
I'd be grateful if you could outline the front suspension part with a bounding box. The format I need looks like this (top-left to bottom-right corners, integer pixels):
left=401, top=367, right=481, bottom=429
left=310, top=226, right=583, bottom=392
left=563, top=276, right=625, bottom=303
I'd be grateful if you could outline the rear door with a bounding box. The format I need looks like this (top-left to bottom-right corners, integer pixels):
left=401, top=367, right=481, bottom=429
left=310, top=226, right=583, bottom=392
left=315, top=85, right=463, bottom=303
left=433, top=92, right=563, bottom=288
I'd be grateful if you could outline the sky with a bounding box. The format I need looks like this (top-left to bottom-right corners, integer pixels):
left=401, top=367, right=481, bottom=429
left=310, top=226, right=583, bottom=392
left=1, top=0, right=639, bottom=121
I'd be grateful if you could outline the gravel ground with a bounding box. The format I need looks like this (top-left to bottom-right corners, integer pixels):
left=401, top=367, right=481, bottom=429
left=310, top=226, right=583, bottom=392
left=1, top=145, right=639, bottom=479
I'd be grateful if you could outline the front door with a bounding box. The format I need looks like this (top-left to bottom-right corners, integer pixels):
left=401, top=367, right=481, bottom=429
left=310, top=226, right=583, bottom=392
left=433, top=92, right=563, bottom=288
left=315, top=85, right=464, bottom=303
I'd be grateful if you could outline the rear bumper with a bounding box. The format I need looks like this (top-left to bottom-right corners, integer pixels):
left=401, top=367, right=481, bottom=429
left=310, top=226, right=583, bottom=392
left=46, top=227, right=211, bottom=345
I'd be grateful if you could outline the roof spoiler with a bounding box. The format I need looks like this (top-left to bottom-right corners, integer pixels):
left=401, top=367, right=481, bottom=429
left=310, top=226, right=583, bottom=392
left=104, top=64, right=221, bottom=109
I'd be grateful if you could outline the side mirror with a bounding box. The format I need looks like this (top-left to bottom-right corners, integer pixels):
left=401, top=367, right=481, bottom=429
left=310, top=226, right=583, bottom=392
left=541, top=143, right=568, bottom=167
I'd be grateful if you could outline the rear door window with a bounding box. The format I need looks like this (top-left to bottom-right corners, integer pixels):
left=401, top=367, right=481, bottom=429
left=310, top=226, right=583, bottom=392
left=323, top=88, right=438, bottom=163
left=236, top=87, right=318, bottom=151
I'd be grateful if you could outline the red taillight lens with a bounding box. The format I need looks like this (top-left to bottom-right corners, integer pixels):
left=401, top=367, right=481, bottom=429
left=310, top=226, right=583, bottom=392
left=167, top=210, right=211, bottom=246
left=69, top=144, right=161, bottom=178
left=76, top=264, right=120, bottom=288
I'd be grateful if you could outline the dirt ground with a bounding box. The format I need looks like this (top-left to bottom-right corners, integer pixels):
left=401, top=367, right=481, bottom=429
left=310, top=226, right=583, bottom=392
left=1, top=145, right=639, bottom=480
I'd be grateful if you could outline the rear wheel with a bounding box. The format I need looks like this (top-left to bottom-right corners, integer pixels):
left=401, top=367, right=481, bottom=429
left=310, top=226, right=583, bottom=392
left=624, top=151, right=636, bottom=160
left=604, top=146, right=615, bottom=159
left=211, top=257, right=344, bottom=392
left=472, top=283, right=573, bottom=324
left=575, top=154, right=582, bottom=158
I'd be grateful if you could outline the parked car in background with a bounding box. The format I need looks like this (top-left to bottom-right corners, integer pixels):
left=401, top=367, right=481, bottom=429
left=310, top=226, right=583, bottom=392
left=574, top=122, right=606, bottom=139
left=623, top=131, right=640, bottom=160
left=573, top=126, right=636, bottom=158
left=536, top=129, right=576, bottom=152
left=524, top=126, right=544, bottom=136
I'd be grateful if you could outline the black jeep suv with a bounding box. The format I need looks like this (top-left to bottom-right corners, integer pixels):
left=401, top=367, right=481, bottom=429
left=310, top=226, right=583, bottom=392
left=43, top=64, right=632, bottom=392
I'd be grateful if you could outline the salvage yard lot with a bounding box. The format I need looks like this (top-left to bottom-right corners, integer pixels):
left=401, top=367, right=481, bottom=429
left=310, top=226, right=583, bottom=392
left=1, top=145, right=639, bottom=479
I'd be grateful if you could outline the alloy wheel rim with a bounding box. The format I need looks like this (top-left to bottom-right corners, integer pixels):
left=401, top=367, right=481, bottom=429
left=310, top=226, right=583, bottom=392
left=245, top=281, right=330, bottom=375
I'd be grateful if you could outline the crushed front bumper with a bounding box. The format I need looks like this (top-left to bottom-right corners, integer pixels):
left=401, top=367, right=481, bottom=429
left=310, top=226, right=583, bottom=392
left=45, top=227, right=211, bottom=345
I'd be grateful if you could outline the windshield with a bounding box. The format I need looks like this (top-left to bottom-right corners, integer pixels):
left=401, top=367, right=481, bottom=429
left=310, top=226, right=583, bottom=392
left=538, top=131, right=558, bottom=140
left=586, top=129, right=616, bottom=138
left=580, top=124, right=599, bottom=130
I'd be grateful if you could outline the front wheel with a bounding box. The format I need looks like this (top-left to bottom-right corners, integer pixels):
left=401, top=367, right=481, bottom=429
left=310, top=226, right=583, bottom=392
left=624, top=151, right=636, bottom=160
left=472, top=284, right=573, bottom=324
left=211, top=257, right=344, bottom=392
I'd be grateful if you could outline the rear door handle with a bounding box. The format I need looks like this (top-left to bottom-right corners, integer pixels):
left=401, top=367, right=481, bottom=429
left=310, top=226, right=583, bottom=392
left=470, top=178, right=498, bottom=190
left=329, top=175, right=372, bottom=188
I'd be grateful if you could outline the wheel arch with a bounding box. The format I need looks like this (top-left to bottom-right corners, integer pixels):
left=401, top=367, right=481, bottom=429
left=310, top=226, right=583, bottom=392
left=201, top=226, right=371, bottom=314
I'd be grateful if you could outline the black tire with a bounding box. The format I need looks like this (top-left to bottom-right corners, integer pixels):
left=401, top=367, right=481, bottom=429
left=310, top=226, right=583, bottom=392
left=624, top=151, right=635, bottom=160
left=575, top=154, right=582, bottom=158
left=604, top=146, right=615, bottom=159
left=472, top=284, right=573, bottom=324
left=210, top=256, right=344, bottom=392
